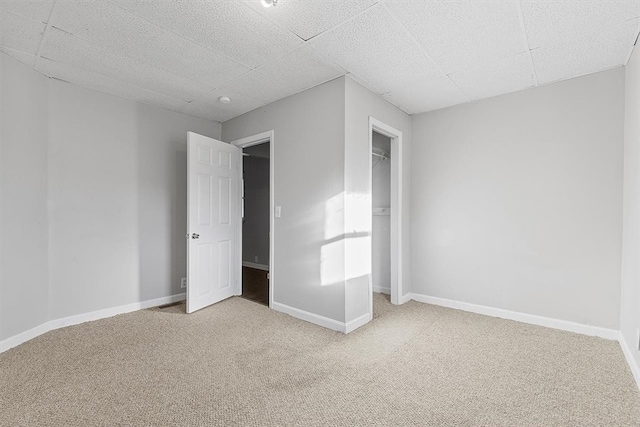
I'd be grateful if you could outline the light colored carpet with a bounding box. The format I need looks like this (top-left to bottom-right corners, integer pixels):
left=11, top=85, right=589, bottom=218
left=1, top=294, right=639, bottom=426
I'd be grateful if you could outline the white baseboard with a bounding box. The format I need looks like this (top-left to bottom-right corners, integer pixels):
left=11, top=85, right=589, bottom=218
left=345, top=312, right=371, bottom=333
left=271, top=301, right=346, bottom=332
left=0, top=293, right=186, bottom=353
left=0, top=322, right=51, bottom=355
left=373, top=286, right=390, bottom=295
left=619, top=332, right=640, bottom=390
left=399, top=293, right=412, bottom=304
left=242, top=261, right=269, bottom=271
left=410, top=293, right=619, bottom=341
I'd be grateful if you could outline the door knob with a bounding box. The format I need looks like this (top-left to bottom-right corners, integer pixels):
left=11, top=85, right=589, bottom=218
left=191, top=233, right=200, bottom=239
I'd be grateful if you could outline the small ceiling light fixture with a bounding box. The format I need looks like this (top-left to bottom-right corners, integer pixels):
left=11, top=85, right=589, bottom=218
left=218, top=96, right=231, bottom=104
left=261, top=0, right=277, bottom=7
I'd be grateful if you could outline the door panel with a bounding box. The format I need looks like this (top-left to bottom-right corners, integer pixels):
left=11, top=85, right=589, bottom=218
left=187, top=132, right=240, bottom=313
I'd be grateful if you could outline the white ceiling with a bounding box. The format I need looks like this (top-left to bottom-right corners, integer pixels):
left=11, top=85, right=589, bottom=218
left=1, top=0, right=639, bottom=122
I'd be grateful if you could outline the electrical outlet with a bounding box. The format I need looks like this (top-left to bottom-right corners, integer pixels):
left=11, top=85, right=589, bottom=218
left=254, top=255, right=258, bottom=262
left=181, top=278, right=187, bottom=289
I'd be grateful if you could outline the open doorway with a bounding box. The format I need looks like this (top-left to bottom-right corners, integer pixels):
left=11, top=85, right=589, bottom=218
left=372, top=131, right=391, bottom=297
left=231, top=131, right=275, bottom=308
left=241, top=142, right=270, bottom=305
left=369, top=118, right=403, bottom=313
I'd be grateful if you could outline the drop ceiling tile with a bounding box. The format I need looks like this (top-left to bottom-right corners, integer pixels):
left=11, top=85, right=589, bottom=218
left=0, top=9, right=46, bottom=54
left=0, top=46, right=37, bottom=67
left=383, top=75, right=468, bottom=114
left=450, top=52, right=536, bottom=101
left=214, top=70, right=300, bottom=105
left=257, top=45, right=345, bottom=94
left=113, top=0, right=302, bottom=68
left=0, top=0, right=54, bottom=23
left=521, top=0, right=640, bottom=49
left=311, top=5, right=441, bottom=96
left=39, top=28, right=214, bottom=101
left=38, top=57, right=190, bottom=112
left=346, top=73, right=381, bottom=95
left=386, top=0, right=525, bottom=75
left=51, top=1, right=250, bottom=89
left=242, top=0, right=377, bottom=41
left=181, top=96, right=265, bottom=123
left=182, top=69, right=304, bottom=122
left=532, top=18, right=639, bottom=85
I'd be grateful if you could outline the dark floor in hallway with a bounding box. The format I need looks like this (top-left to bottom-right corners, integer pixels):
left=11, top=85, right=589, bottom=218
left=241, top=266, right=269, bottom=306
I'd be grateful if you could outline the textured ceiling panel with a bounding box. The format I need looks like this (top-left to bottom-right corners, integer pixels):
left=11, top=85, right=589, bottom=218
left=3, top=0, right=640, bottom=121
left=533, top=18, right=639, bottom=85
left=311, top=5, right=441, bottom=96
left=450, top=52, right=536, bottom=101
left=214, top=70, right=299, bottom=104
left=257, top=45, right=345, bottom=94
left=0, top=47, right=37, bottom=67
left=383, top=75, right=468, bottom=114
left=39, top=28, right=214, bottom=102
left=0, top=0, right=54, bottom=23
left=0, top=9, right=46, bottom=55
left=522, top=0, right=640, bottom=49
left=52, top=1, right=250, bottom=89
left=113, top=0, right=302, bottom=68
left=386, top=0, right=525, bottom=75
left=181, top=95, right=265, bottom=123
left=242, top=0, right=377, bottom=41
left=39, top=57, right=189, bottom=112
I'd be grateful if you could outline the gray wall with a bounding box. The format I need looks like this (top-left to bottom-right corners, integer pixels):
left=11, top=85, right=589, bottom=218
left=0, top=53, right=50, bottom=341
left=621, top=49, right=640, bottom=371
left=0, top=52, right=220, bottom=340
left=411, top=68, right=625, bottom=329
left=222, top=77, right=347, bottom=322
left=344, top=77, right=412, bottom=323
left=47, top=79, right=220, bottom=319
left=372, top=132, right=391, bottom=293
left=242, top=150, right=270, bottom=266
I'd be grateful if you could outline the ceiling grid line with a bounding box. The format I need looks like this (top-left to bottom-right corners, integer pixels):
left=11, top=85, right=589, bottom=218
left=36, top=29, right=212, bottom=103
left=107, top=0, right=267, bottom=71
left=516, top=0, right=539, bottom=87
left=624, top=19, right=640, bottom=65
left=380, top=1, right=471, bottom=103
left=33, top=0, right=59, bottom=70
left=235, top=0, right=308, bottom=42
left=300, top=1, right=382, bottom=43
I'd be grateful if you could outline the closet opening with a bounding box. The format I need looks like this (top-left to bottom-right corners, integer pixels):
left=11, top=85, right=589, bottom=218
left=368, top=117, right=404, bottom=314
left=240, top=141, right=271, bottom=306
left=372, top=131, right=392, bottom=299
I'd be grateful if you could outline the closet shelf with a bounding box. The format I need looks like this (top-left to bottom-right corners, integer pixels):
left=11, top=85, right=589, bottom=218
left=373, top=207, right=391, bottom=216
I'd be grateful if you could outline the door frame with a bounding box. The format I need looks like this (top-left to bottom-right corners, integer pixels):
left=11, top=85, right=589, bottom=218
left=230, top=130, right=275, bottom=308
left=368, top=117, right=403, bottom=311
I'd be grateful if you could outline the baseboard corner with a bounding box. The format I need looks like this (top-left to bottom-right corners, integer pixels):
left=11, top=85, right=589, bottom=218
left=271, top=300, right=346, bottom=332
left=373, top=286, right=390, bottom=295
left=0, top=293, right=186, bottom=354
left=345, top=312, right=371, bottom=334
left=619, top=332, right=640, bottom=391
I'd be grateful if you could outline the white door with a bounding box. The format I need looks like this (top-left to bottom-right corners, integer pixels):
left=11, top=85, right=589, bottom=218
left=187, top=132, right=241, bottom=313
